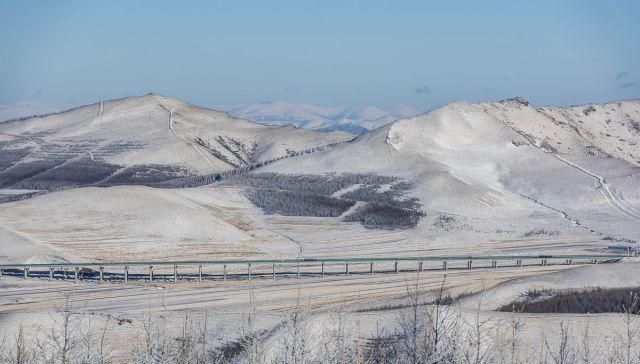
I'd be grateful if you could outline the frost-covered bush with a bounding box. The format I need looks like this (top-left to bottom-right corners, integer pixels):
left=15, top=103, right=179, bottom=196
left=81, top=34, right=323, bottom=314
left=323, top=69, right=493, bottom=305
left=224, top=173, right=425, bottom=229
left=343, top=203, right=425, bottom=229
left=102, top=164, right=194, bottom=185
left=499, top=287, right=640, bottom=314
left=245, top=189, right=354, bottom=217
left=13, top=158, right=120, bottom=190
left=0, top=158, right=67, bottom=188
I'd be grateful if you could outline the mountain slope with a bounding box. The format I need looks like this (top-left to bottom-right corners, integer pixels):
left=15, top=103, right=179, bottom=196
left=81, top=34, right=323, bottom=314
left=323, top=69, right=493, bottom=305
left=261, top=98, right=640, bottom=242
left=0, top=93, right=352, bottom=193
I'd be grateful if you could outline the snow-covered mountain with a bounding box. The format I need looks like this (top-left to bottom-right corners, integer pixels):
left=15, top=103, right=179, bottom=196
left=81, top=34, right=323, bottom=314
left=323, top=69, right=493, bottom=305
left=0, top=93, right=352, bottom=193
left=217, top=101, right=418, bottom=134
left=2, top=95, right=640, bottom=263
left=263, top=97, right=640, bottom=243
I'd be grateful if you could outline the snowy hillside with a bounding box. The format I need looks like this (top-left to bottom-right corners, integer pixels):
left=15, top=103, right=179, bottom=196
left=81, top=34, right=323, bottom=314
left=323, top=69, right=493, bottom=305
left=262, top=98, right=640, bottom=244
left=0, top=93, right=352, bottom=195
left=217, top=101, right=418, bottom=133
left=1, top=96, right=639, bottom=263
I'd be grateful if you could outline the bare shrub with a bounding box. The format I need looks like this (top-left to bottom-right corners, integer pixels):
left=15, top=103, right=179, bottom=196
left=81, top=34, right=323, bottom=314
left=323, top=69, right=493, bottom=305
left=245, top=189, right=355, bottom=217
left=521, top=229, right=560, bottom=238
left=343, top=203, right=424, bottom=229
left=498, top=287, right=640, bottom=314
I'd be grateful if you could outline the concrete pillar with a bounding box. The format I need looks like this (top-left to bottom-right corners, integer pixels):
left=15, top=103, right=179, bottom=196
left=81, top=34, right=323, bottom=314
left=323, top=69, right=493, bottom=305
left=419, top=261, right=423, bottom=272
left=24, top=267, right=29, bottom=279
left=272, top=264, right=276, bottom=279
left=99, top=267, right=104, bottom=283
left=370, top=262, right=374, bottom=275
left=467, top=260, right=472, bottom=269
left=492, top=260, right=497, bottom=269
left=149, top=266, right=153, bottom=283
left=321, top=262, right=325, bottom=278
left=248, top=263, right=252, bottom=281
left=223, top=265, right=227, bottom=281
left=124, top=266, right=128, bottom=284
left=49, top=267, right=53, bottom=281
left=345, top=262, right=349, bottom=276
left=198, top=265, right=203, bottom=282
left=394, top=261, right=398, bottom=274
left=173, top=265, right=178, bottom=283
left=296, top=264, right=300, bottom=279
left=443, top=261, right=447, bottom=271
left=74, top=267, right=79, bottom=283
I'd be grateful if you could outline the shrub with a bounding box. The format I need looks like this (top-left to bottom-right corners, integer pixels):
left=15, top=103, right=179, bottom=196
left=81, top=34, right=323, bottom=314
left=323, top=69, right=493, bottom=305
left=498, top=287, right=640, bottom=314
left=245, top=189, right=354, bottom=217
left=343, top=203, right=425, bottom=229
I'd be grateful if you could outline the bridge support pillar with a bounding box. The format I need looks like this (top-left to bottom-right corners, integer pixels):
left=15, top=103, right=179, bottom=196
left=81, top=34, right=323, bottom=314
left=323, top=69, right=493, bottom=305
left=124, top=266, right=128, bottom=284
left=99, top=267, right=104, bottom=283
left=24, top=268, right=29, bottom=279
left=394, top=261, right=398, bottom=274
left=248, top=263, right=251, bottom=281
left=321, top=262, right=325, bottom=278
left=443, top=261, right=447, bottom=271
left=296, top=264, right=300, bottom=279
left=148, top=266, right=153, bottom=283
left=345, top=263, right=349, bottom=276
left=49, top=267, right=53, bottom=281
left=198, top=265, right=203, bottom=282
left=419, top=261, right=423, bottom=272
left=74, top=267, right=79, bottom=283
left=174, top=266, right=178, bottom=283
left=272, top=264, right=276, bottom=279
left=370, top=262, right=374, bottom=275
left=467, top=260, right=472, bottom=269
left=223, top=265, right=227, bottom=281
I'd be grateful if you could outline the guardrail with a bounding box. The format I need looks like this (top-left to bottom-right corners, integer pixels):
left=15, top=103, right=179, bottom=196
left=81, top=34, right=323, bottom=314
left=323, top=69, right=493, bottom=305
left=0, top=254, right=625, bottom=284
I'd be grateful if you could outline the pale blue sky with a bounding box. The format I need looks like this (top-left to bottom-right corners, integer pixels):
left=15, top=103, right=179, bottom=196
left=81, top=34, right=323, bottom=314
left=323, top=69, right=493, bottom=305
left=0, top=0, right=638, bottom=111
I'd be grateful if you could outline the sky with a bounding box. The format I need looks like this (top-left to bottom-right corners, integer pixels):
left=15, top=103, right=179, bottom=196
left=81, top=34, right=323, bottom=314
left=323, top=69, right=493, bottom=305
left=0, top=0, right=639, bottom=112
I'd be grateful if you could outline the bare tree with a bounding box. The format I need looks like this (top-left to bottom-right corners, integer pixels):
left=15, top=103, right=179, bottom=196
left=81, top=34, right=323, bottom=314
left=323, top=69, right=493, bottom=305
left=461, top=281, right=494, bottom=364
left=3, top=324, right=34, bottom=364
left=275, top=288, right=312, bottom=364
left=612, top=293, right=640, bottom=364
left=544, top=322, right=574, bottom=364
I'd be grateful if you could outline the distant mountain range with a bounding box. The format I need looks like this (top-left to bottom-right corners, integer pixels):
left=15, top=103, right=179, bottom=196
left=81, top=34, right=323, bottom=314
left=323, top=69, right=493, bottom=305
left=216, top=101, right=418, bottom=134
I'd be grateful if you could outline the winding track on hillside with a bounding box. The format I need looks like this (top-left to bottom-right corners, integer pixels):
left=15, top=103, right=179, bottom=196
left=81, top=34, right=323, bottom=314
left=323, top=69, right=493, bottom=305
left=161, top=103, right=218, bottom=170
left=497, top=113, right=640, bottom=224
